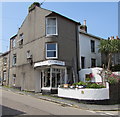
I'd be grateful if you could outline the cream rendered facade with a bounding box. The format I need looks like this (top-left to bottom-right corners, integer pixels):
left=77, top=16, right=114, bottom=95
left=9, top=4, right=80, bottom=93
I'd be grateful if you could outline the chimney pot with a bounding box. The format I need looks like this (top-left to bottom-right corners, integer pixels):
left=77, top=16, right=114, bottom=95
left=83, top=20, right=86, bottom=26
left=84, top=20, right=86, bottom=26
left=116, top=36, right=118, bottom=39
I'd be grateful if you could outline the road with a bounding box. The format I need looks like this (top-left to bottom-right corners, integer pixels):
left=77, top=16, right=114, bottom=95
left=0, top=88, right=118, bottom=116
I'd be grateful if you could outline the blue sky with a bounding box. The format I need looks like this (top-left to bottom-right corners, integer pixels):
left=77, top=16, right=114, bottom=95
left=1, top=2, right=118, bottom=52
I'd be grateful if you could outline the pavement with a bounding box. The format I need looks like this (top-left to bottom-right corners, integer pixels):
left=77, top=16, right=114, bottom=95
left=1, top=86, right=120, bottom=112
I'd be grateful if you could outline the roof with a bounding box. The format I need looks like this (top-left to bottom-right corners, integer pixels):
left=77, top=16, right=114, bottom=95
left=10, top=34, right=17, bottom=40
left=0, top=51, right=10, bottom=57
left=80, top=31, right=104, bottom=40
left=46, top=11, right=81, bottom=25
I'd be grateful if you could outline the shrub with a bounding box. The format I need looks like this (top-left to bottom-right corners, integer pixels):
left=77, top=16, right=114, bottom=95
left=111, top=64, right=120, bottom=72
left=72, top=82, right=105, bottom=88
left=86, top=83, right=105, bottom=88
left=77, top=81, right=87, bottom=86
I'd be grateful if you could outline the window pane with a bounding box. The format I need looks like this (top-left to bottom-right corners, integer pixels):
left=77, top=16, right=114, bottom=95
left=47, top=27, right=56, bottom=35
left=13, top=39, right=15, bottom=47
left=47, top=44, right=56, bottom=50
left=47, top=51, right=56, bottom=57
left=47, top=18, right=56, bottom=25
left=46, top=18, right=57, bottom=35
left=91, top=59, right=96, bottom=67
left=91, top=40, right=95, bottom=52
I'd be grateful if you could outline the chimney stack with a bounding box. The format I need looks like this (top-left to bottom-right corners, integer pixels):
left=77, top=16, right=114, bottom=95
left=84, top=20, right=86, bottom=26
left=80, top=20, right=87, bottom=33
left=110, top=36, right=114, bottom=40
left=116, top=36, right=119, bottom=39
left=29, top=2, right=40, bottom=13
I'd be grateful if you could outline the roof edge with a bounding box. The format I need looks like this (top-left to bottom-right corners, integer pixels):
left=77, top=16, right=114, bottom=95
left=80, top=31, right=104, bottom=40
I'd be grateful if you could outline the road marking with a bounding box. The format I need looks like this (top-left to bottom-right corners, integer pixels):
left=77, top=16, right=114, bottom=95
left=86, top=110, right=96, bottom=113
left=100, top=113, right=107, bottom=115
left=105, top=112, right=116, bottom=115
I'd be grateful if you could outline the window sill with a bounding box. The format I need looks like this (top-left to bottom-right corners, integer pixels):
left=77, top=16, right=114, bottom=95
left=46, top=57, right=58, bottom=60
left=91, top=52, right=96, bottom=54
left=45, top=34, right=58, bottom=38
left=12, top=65, right=16, bottom=67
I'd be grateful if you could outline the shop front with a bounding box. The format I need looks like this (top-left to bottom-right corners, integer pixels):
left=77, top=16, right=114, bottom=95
left=34, top=60, right=67, bottom=94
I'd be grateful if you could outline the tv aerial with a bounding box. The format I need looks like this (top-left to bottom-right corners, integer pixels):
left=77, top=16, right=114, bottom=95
left=40, top=0, right=46, bottom=6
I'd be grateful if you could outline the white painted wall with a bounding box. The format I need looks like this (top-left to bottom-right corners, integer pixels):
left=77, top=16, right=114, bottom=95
left=79, top=32, right=101, bottom=69
left=79, top=67, right=103, bottom=82
left=58, top=85, right=109, bottom=100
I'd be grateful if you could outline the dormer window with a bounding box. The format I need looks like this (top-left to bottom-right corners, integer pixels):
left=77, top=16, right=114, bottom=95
left=19, top=33, right=24, bottom=47
left=46, top=17, right=57, bottom=36
left=12, top=39, right=16, bottom=48
left=12, top=54, right=17, bottom=66
left=3, top=57, right=7, bottom=65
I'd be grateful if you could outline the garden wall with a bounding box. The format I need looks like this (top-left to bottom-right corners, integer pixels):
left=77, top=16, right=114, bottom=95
left=58, top=87, right=109, bottom=100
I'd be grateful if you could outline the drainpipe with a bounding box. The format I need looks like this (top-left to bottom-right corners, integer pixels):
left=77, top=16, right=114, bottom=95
left=75, top=23, right=80, bottom=82
left=8, top=51, right=10, bottom=86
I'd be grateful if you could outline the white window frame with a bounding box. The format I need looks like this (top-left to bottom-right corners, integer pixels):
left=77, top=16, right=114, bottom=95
left=13, top=74, right=16, bottom=86
left=18, top=33, right=24, bottom=46
left=12, top=39, right=16, bottom=48
left=3, top=57, right=7, bottom=65
left=46, top=17, right=58, bottom=36
left=3, top=72, right=7, bottom=81
left=46, top=43, right=58, bottom=59
left=12, top=54, right=17, bottom=66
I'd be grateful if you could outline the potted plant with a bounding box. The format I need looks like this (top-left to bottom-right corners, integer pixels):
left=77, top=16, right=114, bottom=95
left=64, top=84, right=69, bottom=88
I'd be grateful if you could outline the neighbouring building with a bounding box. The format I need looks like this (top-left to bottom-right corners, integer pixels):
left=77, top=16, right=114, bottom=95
left=9, top=3, right=80, bottom=93
left=101, top=36, right=120, bottom=69
left=0, top=51, right=10, bottom=86
left=79, top=20, right=102, bottom=70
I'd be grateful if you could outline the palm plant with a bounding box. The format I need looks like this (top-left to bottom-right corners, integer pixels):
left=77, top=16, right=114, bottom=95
left=98, top=38, right=120, bottom=70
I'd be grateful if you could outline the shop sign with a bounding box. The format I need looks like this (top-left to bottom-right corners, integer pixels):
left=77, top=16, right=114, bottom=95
left=34, top=60, right=65, bottom=67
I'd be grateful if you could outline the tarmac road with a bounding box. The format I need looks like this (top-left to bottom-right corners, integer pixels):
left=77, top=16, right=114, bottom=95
left=0, top=88, right=118, bottom=116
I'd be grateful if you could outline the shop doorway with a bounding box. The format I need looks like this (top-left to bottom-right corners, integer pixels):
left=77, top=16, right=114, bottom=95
left=41, top=67, right=66, bottom=91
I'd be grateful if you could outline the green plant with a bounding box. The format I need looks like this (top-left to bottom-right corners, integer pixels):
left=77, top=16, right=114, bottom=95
left=77, top=81, right=87, bottom=86
left=73, top=82, right=78, bottom=86
left=86, top=83, right=105, bottom=88
left=98, top=39, right=120, bottom=70
left=29, top=2, right=40, bottom=10
left=85, top=78, right=91, bottom=82
left=111, top=64, right=120, bottom=72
